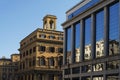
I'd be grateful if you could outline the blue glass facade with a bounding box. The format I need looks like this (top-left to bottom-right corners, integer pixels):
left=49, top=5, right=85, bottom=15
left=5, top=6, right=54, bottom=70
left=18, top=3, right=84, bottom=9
left=84, top=17, right=91, bottom=60
left=68, top=0, right=100, bottom=19
left=63, top=0, right=120, bottom=80
left=75, top=23, right=80, bottom=62
left=66, top=27, right=72, bottom=63
left=95, top=10, right=104, bottom=58
left=109, top=2, right=119, bottom=55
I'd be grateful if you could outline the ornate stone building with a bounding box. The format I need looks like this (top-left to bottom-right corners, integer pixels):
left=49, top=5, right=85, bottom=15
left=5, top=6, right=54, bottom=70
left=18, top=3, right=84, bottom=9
left=0, top=54, right=20, bottom=80
left=17, top=15, right=63, bottom=80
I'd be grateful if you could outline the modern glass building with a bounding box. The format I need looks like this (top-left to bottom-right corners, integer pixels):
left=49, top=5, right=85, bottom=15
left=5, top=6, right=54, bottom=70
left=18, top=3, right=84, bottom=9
left=62, top=0, right=120, bottom=80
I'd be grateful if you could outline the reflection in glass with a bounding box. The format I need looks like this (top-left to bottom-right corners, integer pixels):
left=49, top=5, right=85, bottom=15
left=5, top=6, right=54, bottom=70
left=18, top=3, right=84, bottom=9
left=93, top=63, right=104, bottom=71
left=81, top=65, right=91, bottom=73
left=66, top=28, right=72, bottom=63
left=107, top=60, right=119, bottom=70
left=84, top=17, right=91, bottom=60
left=75, top=23, right=80, bottom=62
left=95, top=10, right=104, bottom=58
left=107, top=74, right=119, bottom=80
left=109, top=2, right=119, bottom=55
left=93, top=76, right=103, bottom=80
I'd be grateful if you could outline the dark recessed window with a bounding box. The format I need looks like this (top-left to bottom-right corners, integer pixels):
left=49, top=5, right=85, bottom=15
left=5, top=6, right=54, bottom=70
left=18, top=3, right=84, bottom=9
left=33, top=47, right=36, bottom=53
left=58, top=48, right=63, bottom=53
left=72, top=67, right=80, bottom=74
left=26, top=50, right=28, bottom=56
left=39, top=46, right=46, bottom=52
left=49, top=47, right=55, bottom=53
left=49, top=57, right=54, bottom=66
left=29, top=49, right=32, bottom=54
left=49, top=35, right=55, bottom=39
left=40, top=34, right=46, bottom=38
left=40, top=57, right=45, bottom=66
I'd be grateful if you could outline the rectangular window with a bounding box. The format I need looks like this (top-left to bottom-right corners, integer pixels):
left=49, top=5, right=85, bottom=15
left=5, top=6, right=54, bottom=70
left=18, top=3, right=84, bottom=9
left=107, top=60, right=119, bottom=70
left=66, top=27, right=72, bottom=64
left=39, top=46, right=46, bottom=52
left=81, top=65, right=91, bottom=73
left=33, top=47, right=36, bottom=53
left=84, top=17, right=91, bottom=60
left=49, top=47, right=55, bottom=53
left=95, top=10, right=104, bottom=58
left=93, top=76, right=103, bottom=80
left=64, top=69, right=70, bottom=75
left=107, top=74, right=119, bottom=80
left=75, top=22, right=80, bottom=62
left=58, top=48, right=63, bottom=53
left=109, top=2, right=119, bottom=55
left=93, top=63, right=104, bottom=71
left=72, top=67, right=80, bottom=74
left=29, top=49, right=32, bottom=54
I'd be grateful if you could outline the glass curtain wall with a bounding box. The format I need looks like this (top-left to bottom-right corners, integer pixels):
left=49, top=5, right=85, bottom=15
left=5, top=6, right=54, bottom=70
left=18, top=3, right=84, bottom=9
left=75, top=23, right=81, bottom=62
left=95, top=10, right=104, bottom=58
left=108, top=2, right=119, bottom=55
left=66, top=27, right=72, bottom=64
left=84, top=17, right=91, bottom=60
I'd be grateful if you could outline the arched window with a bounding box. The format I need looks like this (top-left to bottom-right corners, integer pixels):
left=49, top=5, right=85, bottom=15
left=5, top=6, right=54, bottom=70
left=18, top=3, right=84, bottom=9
left=49, top=20, right=54, bottom=29
left=49, top=57, right=54, bottom=66
left=40, top=57, right=45, bottom=66
left=44, top=21, right=47, bottom=29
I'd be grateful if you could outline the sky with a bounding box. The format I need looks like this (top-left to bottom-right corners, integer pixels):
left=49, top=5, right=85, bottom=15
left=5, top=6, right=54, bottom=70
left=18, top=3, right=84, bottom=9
left=0, top=0, right=81, bottom=58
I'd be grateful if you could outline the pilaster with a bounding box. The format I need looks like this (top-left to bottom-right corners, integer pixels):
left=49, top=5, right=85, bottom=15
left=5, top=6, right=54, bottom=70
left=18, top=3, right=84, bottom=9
left=71, top=24, right=75, bottom=63
left=80, top=19, right=84, bottom=61
left=104, top=6, right=109, bottom=56
left=91, top=14, right=96, bottom=59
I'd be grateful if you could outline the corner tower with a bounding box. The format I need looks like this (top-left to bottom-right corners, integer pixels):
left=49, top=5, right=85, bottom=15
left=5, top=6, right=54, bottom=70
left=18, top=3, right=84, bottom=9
left=43, top=15, right=57, bottom=30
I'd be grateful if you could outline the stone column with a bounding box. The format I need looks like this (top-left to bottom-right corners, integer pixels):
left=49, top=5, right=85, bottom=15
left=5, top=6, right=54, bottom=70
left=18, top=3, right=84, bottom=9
left=71, top=24, right=75, bottom=63
left=104, top=6, right=109, bottom=56
left=91, top=14, right=96, bottom=59
left=80, top=19, right=84, bottom=61
left=54, top=57, right=57, bottom=68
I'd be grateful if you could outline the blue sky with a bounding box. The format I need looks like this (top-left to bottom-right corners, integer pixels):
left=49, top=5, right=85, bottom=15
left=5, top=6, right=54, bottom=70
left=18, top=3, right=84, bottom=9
left=0, top=0, right=81, bottom=58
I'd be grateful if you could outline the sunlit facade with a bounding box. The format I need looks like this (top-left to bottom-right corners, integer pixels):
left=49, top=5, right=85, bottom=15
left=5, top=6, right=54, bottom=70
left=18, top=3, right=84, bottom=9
left=62, top=0, right=120, bottom=80
left=18, top=15, right=63, bottom=80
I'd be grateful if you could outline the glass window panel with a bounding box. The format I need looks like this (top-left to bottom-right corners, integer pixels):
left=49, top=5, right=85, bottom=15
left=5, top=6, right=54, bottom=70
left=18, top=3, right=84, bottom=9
left=107, top=74, right=119, bottom=80
left=81, top=65, right=91, bottom=73
left=93, top=76, right=103, bottom=80
left=93, top=63, right=104, bottom=71
left=68, top=0, right=100, bottom=19
left=84, top=17, right=91, bottom=60
left=72, top=67, right=80, bottom=74
left=75, top=23, right=80, bottom=62
left=95, top=10, right=104, bottom=58
left=107, top=60, right=119, bottom=70
left=109, top=2, right=119, bottom=55
left=66, top=27, right=72, bottom=63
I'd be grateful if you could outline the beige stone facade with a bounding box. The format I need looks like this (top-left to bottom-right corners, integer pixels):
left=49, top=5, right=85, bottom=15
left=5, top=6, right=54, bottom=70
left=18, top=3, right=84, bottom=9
left=0, top=54, right=20, bottom=80
left=17, top=15, right=63, bottom=80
